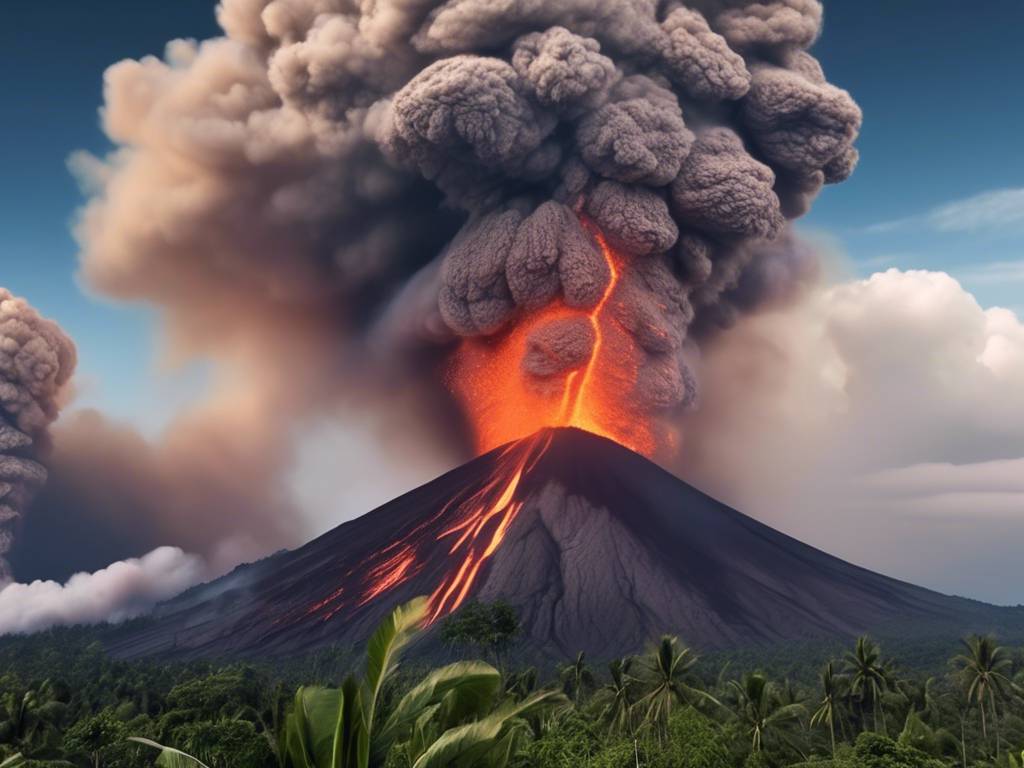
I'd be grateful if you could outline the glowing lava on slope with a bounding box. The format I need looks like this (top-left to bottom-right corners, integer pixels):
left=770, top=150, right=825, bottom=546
left=294, top=221, right=652, bottom=627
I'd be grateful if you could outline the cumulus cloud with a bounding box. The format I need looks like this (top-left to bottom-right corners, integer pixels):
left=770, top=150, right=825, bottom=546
left=0, top=546, right=205, bottom=635
left=678, top=268, right=1024, bottom=605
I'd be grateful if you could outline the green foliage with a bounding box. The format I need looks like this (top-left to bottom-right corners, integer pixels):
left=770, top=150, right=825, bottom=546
left=438, top=602, right=519, bottom=668
left=726, top=671, right=805, bottom=757
left=516, top=711, right=598, bottom=768
left=634, top=636, right=716, bottom=737
left=584, top=708, right=729, bottom=768
left=665, top=707, right=730, bottom=768
left=1, top=617, right=1024, bottom=768
left=846, top=732, right=945, bottom=768
left=164, top=720, right=274, bottom=767
left=64, top=709, right=130, bottom=766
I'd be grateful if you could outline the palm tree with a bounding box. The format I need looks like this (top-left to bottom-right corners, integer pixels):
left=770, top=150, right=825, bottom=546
left=634, top=636, right=716, bottom=737
left=952, top=634, right=1014, bottom=755
left=843, top=636, right=892, bottom=735
left=559, top=652, right=595, bottom=708
left=0, top=679, right=67, bottom=757
left=727, top=672, right=806, bottom=756
left=810, top=662, right=845, bottom=756
left=594, top=658, right=636, bottom=736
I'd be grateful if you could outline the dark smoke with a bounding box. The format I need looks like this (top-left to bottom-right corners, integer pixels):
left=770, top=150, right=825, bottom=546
left=37, top=0, right=858, bottom=575
left=0, top=290, right=76, bottom=580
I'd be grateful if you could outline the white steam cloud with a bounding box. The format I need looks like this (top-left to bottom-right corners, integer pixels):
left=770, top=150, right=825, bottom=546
left=0, top=546, right=205, bottom=635
left=680, top=267, right=1024, bottom=604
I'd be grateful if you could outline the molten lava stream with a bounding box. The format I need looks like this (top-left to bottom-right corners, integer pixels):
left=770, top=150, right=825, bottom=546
left=425, top=433, right=550, bottom=623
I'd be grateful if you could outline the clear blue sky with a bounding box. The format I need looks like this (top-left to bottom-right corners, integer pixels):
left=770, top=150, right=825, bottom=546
left=2, top=0, right=1023, bottom=431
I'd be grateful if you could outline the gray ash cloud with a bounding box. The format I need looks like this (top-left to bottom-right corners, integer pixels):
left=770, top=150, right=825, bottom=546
left=0, top=290, right=76, bottom=580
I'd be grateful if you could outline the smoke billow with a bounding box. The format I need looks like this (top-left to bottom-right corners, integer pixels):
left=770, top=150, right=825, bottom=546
left=0, top=546, right=203, bottom=634
left=0, top=290, right=76, bottom=580
left=17, top=0, right=858, bottom=578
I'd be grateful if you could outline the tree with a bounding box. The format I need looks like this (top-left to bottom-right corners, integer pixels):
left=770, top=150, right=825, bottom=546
left=64, top=709, right=129, bottom=768
left=952, top=634, right=1014, bottom=755
left=810, top=662, right=846, bottom=756
left=726, top=672, right=805, bottom=757
left=594, top=659, right=637, bottom=736
left=635, top=636, right=716, bottom=737
left=438, top=601, right=519, bottom=671
left=0, top=679, right=67, bottom=758
left=844, top=636, right=893, bottom=735
left=558, top=653, right=595, bottom=708
left=848, top=731, right=945, bottom=768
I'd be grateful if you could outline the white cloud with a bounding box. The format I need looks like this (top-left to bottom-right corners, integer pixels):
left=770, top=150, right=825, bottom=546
left=953, top=259, right=1024, bottom=285
left=866, top=187, right=1024, bottom=235
left=679, top=268, right=1024, bottom=605
left=0, top=546, right=205, bottom=635
left=929, top=188, right=1024, bottom=233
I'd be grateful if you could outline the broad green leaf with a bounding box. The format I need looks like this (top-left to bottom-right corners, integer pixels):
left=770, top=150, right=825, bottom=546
left=290, top=686, right=345, bottom=768
left=411, top=689, right=565, bottom=768
left=127, top=737, right=212, bottom=768
left=362, top=598, right=428, bottom=724
left=379, top=660, right=500, bottom=745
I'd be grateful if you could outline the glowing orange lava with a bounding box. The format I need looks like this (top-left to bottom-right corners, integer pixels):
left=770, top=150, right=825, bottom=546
left=291, top=220, right=654, bottom=629
left=450, top=222, right=654, bottom=456
left=359, top=545, right=418, bottom=606
left=425, top=434, right=547, bottom=622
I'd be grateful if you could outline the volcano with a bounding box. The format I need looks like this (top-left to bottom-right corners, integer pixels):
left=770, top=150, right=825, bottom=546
left=108, top=428, right=1023, bottom=661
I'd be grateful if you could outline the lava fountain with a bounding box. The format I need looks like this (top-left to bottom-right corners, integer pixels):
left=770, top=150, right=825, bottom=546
left=449, top=219, right=653, bottom=457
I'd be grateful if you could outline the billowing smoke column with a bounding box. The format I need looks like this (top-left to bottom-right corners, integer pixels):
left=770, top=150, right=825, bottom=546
left=373, top=0, right=860, bottom=446
left=62, top=0, right=860, bottom=563
left=0, top=290, right=76, bottom=580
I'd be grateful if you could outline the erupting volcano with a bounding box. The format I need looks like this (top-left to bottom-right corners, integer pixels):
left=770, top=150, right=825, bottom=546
left=287, top=218, right=673, bottom=630
left=107, top=428, right=1024, bottom=662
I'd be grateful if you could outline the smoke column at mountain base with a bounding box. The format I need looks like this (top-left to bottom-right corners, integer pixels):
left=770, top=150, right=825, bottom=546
left=41, top=0, right=860, bottom=581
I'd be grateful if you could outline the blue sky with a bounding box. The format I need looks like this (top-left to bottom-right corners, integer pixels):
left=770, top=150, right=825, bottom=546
left=804, top=1, right=1024, bottom=312
left=2, top=0, right=1023, bottom=431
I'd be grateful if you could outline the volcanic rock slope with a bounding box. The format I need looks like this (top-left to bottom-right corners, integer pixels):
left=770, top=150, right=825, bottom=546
left=108, top=428, right=1023, bottom=661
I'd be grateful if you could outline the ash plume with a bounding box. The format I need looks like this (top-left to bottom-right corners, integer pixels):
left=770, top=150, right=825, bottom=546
left=0, top=290, right=76, bottom=581
left=45, top=0, right=859, bottom=574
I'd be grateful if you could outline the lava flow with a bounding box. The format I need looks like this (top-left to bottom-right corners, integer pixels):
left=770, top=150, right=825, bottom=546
left=291, top=221, right=650, bottom=627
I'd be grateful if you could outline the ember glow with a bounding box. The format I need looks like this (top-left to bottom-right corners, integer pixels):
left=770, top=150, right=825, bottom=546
left=450, top=220, right=655, bottom=457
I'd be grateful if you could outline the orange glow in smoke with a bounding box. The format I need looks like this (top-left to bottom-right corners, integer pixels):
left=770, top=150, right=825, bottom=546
left=450, top=222, right=654, bottom=457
